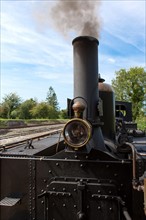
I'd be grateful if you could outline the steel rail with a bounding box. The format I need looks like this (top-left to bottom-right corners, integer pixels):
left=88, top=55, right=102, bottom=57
left=0, top=124, right=64, bottom=140
left=0, top=128, right=63, bottom=151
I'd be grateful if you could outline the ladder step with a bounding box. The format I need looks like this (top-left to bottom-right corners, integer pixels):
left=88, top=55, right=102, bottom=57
left=0, top=197, right=20, bottom=207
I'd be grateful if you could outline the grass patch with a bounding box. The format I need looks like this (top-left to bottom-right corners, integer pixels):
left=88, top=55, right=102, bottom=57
left=0, top=119, right=68, bottom=128
left=25, top=119, right=68, bottom=125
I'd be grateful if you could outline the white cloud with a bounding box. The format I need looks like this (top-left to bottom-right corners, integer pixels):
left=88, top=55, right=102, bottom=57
left=101, top=0, right=145, bottom=52
left=107, top=58, right=116, bottom=63
left=1, top=0, right=145, bottom=109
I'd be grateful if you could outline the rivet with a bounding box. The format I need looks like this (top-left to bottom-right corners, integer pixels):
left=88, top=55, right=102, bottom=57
left=49, top=170, right=52, bottom=173
left=98, top=206, right=101, bottom=210
left=74, top=205, right=77, bottom=208
left=56, top=163, right=59, bottom=166
left=63, top=204, right=66, bottom=207
left=109, top=207, right=113, bottom=211
left=41, top=201, right=44, bottom=204
left=63, top=188, right=66, bottom=191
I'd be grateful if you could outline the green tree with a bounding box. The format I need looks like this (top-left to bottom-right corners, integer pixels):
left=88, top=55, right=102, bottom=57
left=18, top=99, right=37, bottom=119
left=0, top=104, right=6, bottom=118
left=30, top=102, right=50, bottom=119
left=46, top=86, right=59, bottom=119
left=48, top=105, right=59, bottom=119
left=46, top=86, right=59, bottom=110
left=59, top=109, right=68, bottom=119
left=0, top=93, right=22, bottom=118
left=112, top=67, right=146, bottom=120
left=30, top=102, right=59, bottom=119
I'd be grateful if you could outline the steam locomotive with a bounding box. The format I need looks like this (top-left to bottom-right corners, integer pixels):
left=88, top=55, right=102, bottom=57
left=0, top=36, right=146, bottom=220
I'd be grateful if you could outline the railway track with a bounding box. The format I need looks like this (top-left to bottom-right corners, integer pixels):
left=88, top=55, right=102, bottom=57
left=0, top=124, right=64, bottom=139
left=0, top=124, right=64, bottom=149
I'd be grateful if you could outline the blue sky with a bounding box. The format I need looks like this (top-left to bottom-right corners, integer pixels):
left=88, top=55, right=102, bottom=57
left=1, top=0, right=146, bottom=109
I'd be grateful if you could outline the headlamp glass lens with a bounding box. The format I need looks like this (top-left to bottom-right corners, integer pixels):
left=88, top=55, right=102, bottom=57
left=63, top=119, right=91, bottom=148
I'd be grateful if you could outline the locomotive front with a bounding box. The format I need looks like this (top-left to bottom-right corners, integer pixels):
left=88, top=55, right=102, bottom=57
left=0, top=36, right=146, bottom=220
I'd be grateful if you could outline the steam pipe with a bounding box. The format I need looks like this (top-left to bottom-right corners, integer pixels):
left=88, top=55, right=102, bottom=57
left=125, top=142, right=137, bottom=183
left=122, top=208, right=132, bottom=220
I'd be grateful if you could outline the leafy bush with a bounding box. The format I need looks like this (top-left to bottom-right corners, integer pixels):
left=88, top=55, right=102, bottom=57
left=136, top=116, right=146, bottom=131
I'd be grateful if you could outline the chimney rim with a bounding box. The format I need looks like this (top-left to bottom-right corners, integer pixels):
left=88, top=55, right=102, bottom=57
left=72, top=36, right=99, bottom=45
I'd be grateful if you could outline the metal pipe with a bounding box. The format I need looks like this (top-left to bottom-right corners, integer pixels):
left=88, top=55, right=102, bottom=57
left=122, top=208, right=132, bottom=220
left=144, top=176, right=146, bottom=215
left=125, top=142, right=137, bottom=182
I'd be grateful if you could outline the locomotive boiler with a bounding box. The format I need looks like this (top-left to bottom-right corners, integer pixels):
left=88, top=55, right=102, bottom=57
left=0, top=36, right=146, bottom=220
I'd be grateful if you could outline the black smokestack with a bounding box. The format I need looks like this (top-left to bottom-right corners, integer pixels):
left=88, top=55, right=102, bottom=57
left=72, top=36, right=99, bottom=121
left=72, top=36, right=105, bottom=151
